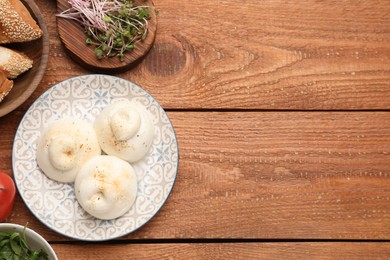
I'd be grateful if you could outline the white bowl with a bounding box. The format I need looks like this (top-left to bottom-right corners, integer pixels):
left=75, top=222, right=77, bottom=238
left=0, top=223, right=58, bottom=260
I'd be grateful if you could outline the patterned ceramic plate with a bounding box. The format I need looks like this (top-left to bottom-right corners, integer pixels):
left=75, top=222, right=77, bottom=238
left=12, top=74, right=178, bottom=241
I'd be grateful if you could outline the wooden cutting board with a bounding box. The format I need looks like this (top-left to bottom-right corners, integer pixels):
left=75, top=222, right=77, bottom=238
left=56, top=0, right=157, bottom=73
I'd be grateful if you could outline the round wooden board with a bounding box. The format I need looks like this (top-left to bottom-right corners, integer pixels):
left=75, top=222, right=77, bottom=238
left=56, top=0, right=157, bottom=73
left=0, top=0, right=49, bottom=117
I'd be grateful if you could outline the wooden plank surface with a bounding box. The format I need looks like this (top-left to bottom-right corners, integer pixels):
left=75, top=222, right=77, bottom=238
left=2, top=0, right=390, bottom=258
left=24, top=0, right=390, bottom=111
left=3, top=111, right=390, bottom=240
left=50, top=242, right=390, bottom=259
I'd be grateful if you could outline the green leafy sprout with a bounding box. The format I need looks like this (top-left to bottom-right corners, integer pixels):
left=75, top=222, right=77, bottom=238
left=57, top=0, right=155, bottom=61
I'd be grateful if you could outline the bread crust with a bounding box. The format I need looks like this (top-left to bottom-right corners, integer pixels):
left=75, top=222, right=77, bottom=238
left=0, top=0, right=43, bottom=43
left=0, top=68, right=13, bottom=103
left=0, top=45, right=33, bottom=78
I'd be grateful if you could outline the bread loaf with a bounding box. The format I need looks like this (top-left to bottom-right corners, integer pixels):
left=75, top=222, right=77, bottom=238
left=0, top=45, right=33, bottom=78
left=0, top=0, right=43, bottom=43
left=0, top=69, right=13, bottom=103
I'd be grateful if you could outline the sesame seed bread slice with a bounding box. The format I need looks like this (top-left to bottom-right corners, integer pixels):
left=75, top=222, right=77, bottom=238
left=0, top=0, right=43, bottom=43
left=0, top=68, right=13, bottom=103
left=0, top=45, right=33, bottom=79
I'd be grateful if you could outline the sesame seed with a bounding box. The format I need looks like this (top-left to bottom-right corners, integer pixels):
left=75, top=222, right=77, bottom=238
left=0, top=68, right=13, bottom=102
left=0, top=46, right=33, bottom=78
left=0, top=0, right=43, bottom=43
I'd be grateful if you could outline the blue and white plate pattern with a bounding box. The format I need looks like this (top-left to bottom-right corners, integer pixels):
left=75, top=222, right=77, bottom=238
left=12, top=74, right=178, bottom=241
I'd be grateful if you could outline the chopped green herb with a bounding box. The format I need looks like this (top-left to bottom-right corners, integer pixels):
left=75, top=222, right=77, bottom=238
left=0, top=227, right=48, bottom=260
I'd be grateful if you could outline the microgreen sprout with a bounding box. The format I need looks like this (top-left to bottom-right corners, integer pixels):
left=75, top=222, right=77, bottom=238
left=57, top=0, right=154, bottom=61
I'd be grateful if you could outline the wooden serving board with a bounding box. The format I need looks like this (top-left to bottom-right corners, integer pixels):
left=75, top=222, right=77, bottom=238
left=56, top=0, right=157, bottom=73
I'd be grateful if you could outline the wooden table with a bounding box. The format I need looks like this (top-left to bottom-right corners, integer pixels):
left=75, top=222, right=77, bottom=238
left=2, top=0, right=390, bottom=258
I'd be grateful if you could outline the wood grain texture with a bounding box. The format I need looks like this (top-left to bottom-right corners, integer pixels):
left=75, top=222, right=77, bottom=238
left=0, top=0, right=49, bottom=117
left=3, top=111, right=390, bottom=240
left=56, top=0, right=157, bottom=73
left=2, top=1, right=390, bottom=257
left=22, top=0, right=390, bottom=110
left=50, top=242, right=390, bottom=259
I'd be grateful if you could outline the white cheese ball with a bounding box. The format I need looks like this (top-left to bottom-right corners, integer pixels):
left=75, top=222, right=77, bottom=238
left=74, top=155, right=138, bottom=220
left=94, top=99, right=154, bottom=163
left=36, top=118, right=101, bottom=183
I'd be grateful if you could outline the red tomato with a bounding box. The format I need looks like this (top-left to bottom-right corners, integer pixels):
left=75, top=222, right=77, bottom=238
left=0, top=171, right=16, bottom=222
